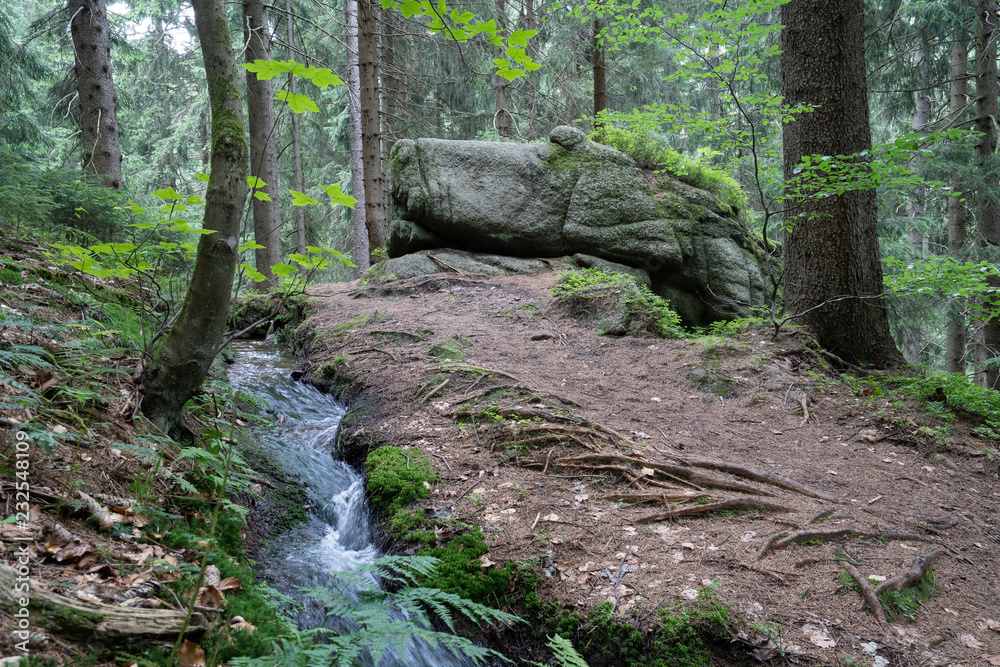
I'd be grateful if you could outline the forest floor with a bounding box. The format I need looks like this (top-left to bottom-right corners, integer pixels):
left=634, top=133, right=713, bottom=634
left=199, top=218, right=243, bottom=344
left=300, top=264, right=1000, bottom=667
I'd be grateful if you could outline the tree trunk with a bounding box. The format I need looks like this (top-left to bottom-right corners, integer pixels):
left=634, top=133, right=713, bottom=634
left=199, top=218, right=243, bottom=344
left=526, top=0, right=538, bottom=139
left=592, top=19, right=606, bottom=121
left=358, top=0, right=387, bottom=264
left=780, top=0, right=903, bottom=368
left=903, top=37, right=930, bottom=365
left=494, top=0, right=512, bottom=138
left=68, top=0, right=123, bottom=189
left=947, top=32, right=969, bottom=374
left=141, top=0, right=248, bottom=433
left=975, top=0, right=1000, bottom=388
left=243, top=0, right=282, bottom=289
left=347, top=0, right=369, bottom=274
left=285, top=0, right=307, bottom=257
left=707, top=42, right=723, bottom=121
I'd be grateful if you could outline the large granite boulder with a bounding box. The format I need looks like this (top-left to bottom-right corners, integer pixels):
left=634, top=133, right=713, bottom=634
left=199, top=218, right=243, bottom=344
left=387, top=126, right=767, bottom=325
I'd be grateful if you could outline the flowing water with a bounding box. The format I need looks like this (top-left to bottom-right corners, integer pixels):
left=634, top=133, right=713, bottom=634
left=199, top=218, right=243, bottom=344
left=227, top=341, right=474, bottom=666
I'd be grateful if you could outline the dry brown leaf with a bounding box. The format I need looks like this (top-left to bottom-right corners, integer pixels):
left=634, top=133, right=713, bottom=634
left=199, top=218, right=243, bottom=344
left=985, top=619, right=1000, bottom=632
left=985, top=656, right=1000, bottom=666
left=196, top=586, right=224, bottom=608
left=178, top=640, right=206, bottom=667
left=478, top=554, right=494, bottom=568
left=962, top=634, right=984, bottom=650
left=217, top=576, right=242, bottom=592
left=542, top=513, right=559, bottom=522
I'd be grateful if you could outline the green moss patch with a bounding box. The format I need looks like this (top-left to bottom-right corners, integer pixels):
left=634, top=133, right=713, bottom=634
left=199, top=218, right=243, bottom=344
left=364, top=446, right=435, bottom=518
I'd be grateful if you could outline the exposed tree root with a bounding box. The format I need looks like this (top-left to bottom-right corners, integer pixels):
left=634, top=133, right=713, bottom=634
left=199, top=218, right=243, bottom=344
left=876, top=550, right=943, bottom=594
left=450, top=383, right=583, bottom=409
left=495, top=407, right=627, bottom=443
left=842, top=561, right=887, bottom=626
left=636, top=497, right=797, bottom=524
left=672, top=456, right=835, bottom=501
left=601, top=491, right=699, bottom=504
left=758, top=528, right=932, bottom=559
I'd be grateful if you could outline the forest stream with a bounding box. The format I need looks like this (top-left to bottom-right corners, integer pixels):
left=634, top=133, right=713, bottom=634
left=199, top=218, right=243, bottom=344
left=226, top=341, right=476, bottom=667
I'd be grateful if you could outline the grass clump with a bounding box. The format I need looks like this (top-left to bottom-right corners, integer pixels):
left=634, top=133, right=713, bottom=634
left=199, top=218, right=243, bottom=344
left=552, top=268, right=685, bottom=339
left=364, top=446, right=435, bottom=518
left=591, top=124, right=746, bottom=213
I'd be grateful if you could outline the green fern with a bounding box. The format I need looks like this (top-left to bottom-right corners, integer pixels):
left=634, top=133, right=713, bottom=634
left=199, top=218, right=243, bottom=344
left=231, top=555, right=521, bottom=667
left=547, top=634, right=590, bottom=667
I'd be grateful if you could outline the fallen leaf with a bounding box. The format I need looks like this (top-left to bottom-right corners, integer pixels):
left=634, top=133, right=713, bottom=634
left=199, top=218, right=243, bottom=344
left=178, top=639, right=206, bottom=667
left=827, top=470, right=839, bottom=476
left=985, top=619, right=1000, bottom=631
left=574, top=494, right=589, bottom=502
left=479, top=554, right=495, bottom=568
left=196, top=586, right=224, bottom=608
left=542, top=513, right=560, bottom=522
left=985, top=655, right=1000, bottom=666
left=802, top=623, right=836, bottom=649
left=962, top=634, right=984, bottom=650
left=217, top=576, right=242, bottom=592
left=680, top=588, right=699, bottom=600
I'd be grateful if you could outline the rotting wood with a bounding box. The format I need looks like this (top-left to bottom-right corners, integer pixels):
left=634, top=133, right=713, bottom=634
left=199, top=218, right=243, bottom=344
left=0, top=565, right=208, bottom=641
left=842, top=561, right=887, bottom=626
left=875, top=550, right=943, bottom=594
left=636, top=497, right=797, bottom=524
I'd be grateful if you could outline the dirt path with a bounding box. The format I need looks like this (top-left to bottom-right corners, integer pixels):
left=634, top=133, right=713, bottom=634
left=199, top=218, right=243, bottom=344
left=300, top=268, right=1000, bottom=666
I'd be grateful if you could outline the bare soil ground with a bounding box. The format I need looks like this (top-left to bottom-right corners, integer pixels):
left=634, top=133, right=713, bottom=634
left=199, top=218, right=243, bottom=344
left=301, top=266, right=1000, bottom=667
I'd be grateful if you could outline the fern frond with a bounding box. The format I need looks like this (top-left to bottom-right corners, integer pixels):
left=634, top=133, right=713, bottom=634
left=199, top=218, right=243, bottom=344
left=548, top=634, right=590, bottom=667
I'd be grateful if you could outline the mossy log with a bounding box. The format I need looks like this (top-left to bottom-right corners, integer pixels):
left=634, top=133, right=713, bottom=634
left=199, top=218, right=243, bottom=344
left=0, top=565, right=207, bottom=642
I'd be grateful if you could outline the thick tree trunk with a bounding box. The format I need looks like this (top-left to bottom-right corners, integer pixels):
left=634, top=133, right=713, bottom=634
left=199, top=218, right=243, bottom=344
left=947, top=33, right=969, bottom=374
left=780, top=0, right=903, bottom=368
left=141, top=0, right=248, bottom=433
left=358, top=0, right=387, bottom=264
left=494, top=0, right=512, bottom=137
left=285, top=0, right=307, bottom=257
left=68, top=0, right=123, bottom=189
left=974, top=0, right=1000, bottom=388
left=243, top=0, right=282, bottom=289
left=592, top=19, right=606, bottom=121
left=381, top=7, right=400, bottom=160
left=347, top=0, right=369, bottom=274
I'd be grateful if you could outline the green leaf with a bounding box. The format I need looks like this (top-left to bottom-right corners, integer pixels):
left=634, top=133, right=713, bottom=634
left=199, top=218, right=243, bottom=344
left=302, top=66, right=343, bottom=89
left=240, top=241, right=266, bottom=250
left=271, top=263, right=298, bottom=278
left=253, top=191, right=272, bottom=201
left=247, top=176, right=266, bottom=189
left=194, top=173, right=210, bottom=182
left=240, top=263, right=268, bottom=283
left=169, top=222, right=214, bottom=235
left=153, top=186, right=183, bottom=200
left=290, top=189, right=321, bottom=206
left=507, top=28, right=537, bottom=47
left=495, top=67, right=524, bottom=81
left=275, top=90, right=320, bottom=113
left=185, top=195, right=204, bottom=205
left=320, top=184, right=358, bottom=208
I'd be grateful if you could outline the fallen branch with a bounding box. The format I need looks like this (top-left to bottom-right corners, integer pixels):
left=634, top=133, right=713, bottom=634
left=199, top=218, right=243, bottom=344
left=78, top=491, right=122, bottom=531
left=0, top=565, right=207, bottom=641
left=875, top=550, right=943, bottom=595
left=636, top=497, right=797, bottom=524
left=841, top=561, right=887, bottom=626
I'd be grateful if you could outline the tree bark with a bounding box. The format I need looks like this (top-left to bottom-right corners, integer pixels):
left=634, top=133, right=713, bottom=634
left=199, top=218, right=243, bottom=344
left=780, top=0, right=903, bottom=368
left=947, top=32, right=969, bottom=374
left=974, top=0, right=1000, bottom=388
left=903, top=36, right=930, bottom=365
left=68, top=0, right=123, bottom=189
left=347, top=0, right=369, bottom=274
left=494, top=0, right=512, bottom=138
left=285, top=0, right=307, bottom=257
left=358, top=0, right=388, bottom=263
left=526, top=0, right=538, bottom=139
left=592, top=19, right=606, bottom=121
left=141, top=0, right=248, bottom=433
left=243, top=0, right=282, bottom=289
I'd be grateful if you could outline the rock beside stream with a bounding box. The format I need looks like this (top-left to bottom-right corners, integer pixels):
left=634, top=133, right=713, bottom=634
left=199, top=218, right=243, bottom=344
left=385, top=126, right=767, bottom=326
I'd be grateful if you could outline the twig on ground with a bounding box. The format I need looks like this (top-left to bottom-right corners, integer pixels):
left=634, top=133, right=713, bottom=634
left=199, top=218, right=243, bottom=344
left=611, top=533, right=638, bottom=613
left=430, top=453, right=452, bottom=472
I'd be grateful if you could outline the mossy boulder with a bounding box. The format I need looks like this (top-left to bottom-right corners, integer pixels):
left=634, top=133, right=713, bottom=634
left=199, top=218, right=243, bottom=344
left=387, top=126, right=767, bottom=326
